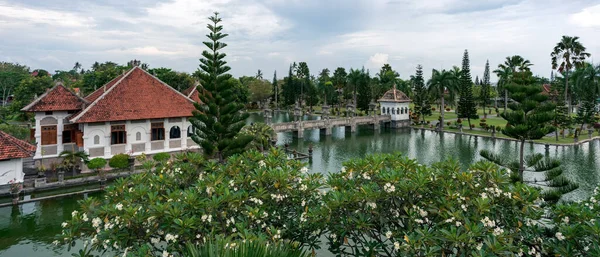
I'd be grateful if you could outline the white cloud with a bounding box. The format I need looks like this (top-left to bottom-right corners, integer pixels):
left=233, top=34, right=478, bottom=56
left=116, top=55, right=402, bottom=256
left=107, top=46, right=185, bottom=57
left=0, top=3, right=94, bottom=28
left=366, top=53, right=389, bottom=70
left=569, top=4, right=600, bottom=28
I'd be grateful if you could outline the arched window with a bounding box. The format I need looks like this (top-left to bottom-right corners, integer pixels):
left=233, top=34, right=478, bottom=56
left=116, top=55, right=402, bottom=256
left=400, top=108, right=403, bottom=114
left=392, top=108, right=395, bottom=114
left=397, top=108, right=400, bottom=114
left=381, top=108, right=385, bottom=114
left=170, top=126, right=181, bottom=139
left=187, top=125, right=195, bottom=137
left=387, top=107, right=390, bottom=114
left=93, top=135, right=99, bottom=145
left=405, top=107, right=408, bottom=114
left=136, top=132, right=141, bottom=141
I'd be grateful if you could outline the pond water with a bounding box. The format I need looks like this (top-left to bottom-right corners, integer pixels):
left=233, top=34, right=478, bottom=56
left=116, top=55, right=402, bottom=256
left=1, top=112, right=599, bottom=256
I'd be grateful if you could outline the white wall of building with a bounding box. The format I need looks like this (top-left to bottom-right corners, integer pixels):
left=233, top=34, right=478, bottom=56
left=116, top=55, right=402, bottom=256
left=0, top=158, right=24, bottom=184
left=380, top=102, right=410, bottom=121
left=33, top=111, right=71, bottom=159
left=82, top=117, right=199, bottom=159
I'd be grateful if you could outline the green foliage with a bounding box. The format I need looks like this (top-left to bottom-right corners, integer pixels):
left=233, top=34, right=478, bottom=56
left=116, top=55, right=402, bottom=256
left=190, top=13, right=253, bottom=162
left=480, top=149, right=577, bottom=204
left=152, top=152, right=171, bottom=163
left=239, top=122, right=274, bottom=151
left=86, top=158, right=107, bottom=171
left=148, top=68, right=195, bottom=92
left=10, top=75, right=54, bottom=121
left=481, top=60, right=491, bottom=116
left=247, top=79, right=273, bottom=105
left=551, top=36, right=591, bottom=107
left=60, top=149, right=325, bottom=256
left=109, top=153, right=130, bottom=169
left=183, top=239, right=309, bottom=257
left=411, top=65, right=431, bottom=123
left=0, top=123, right=30, bottom=141
left=346, top=68, right=372, bottom=111
left=546, top=187, right=600, bottom=256
left=324, top=153, right=545, bottom=256
left=457, top=50, right=478, bottom=126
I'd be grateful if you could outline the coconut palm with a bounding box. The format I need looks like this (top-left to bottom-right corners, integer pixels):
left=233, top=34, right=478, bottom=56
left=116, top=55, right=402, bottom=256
left=428, top=69, right=458, bottom=130
left=494, top=55, right=533, bottom=113
left=551, top=36, right=591, bottom=114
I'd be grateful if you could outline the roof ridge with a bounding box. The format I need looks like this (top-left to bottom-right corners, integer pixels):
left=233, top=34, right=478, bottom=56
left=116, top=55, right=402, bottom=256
left=138, top=67, right=196, bottom=104
left=70, top=67, right=138, bottom=123
left=21, top=83, right=89, bottom=112
left=84, top=71, right=127, bottom=99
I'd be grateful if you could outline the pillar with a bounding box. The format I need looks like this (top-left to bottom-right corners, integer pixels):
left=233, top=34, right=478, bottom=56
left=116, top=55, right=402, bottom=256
left=57, top=116, right=64, bottom=154
left=104, top=122, right=111, bottom=157
left=163, top=118, right=170, bottom=150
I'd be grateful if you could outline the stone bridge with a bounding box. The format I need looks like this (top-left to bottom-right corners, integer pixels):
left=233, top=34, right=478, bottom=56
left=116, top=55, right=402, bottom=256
left=270, top=115, right=393, bottom=138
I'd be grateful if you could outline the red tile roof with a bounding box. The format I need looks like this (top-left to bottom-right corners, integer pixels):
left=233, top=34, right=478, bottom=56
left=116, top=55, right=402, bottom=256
left=0, top=130, right=35, bottom=160
left=183, top=84, right=202, bottom=103
left=541, top=84, right=558, bottom=96
left=21, top=84, right=88, bottom=112
left=71, top=67, right=196, bottom=123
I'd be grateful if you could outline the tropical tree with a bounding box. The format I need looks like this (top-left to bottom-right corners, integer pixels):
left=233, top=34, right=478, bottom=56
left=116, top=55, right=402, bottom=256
left=0, top=62, right=30, bottom=109
left=573, top=64, right=599, bottom=130
left=239, top=123, right=274, bottom=152
left=411, top=65, right=431, bottom=123
left=255, top=69, right=263, bottom=79
left=272, top=71, right=278, bottom=109
left=148, top=68, right=196, bottom=92
left=332, top=67, right=347, bottom=114
left=456, top=50, right=477, bottom=128
left=428, top=69, right=458, bottom=130
left=295, top=62, right=310, bottom=108
left=551, top=36, right=591, bottom=114
left=494, top=55, right=533, bottom=113
left=59, top=150, right=89, bottom=176
left=190, top=12, right=253, bottom=162
left=481, top=60, right=491, bottom=118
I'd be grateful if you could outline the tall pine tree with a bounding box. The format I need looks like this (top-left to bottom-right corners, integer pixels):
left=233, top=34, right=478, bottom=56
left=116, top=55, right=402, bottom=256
left=457, top=50, right=477, bottom=128
left=190, top=12, right=253, bottom=162
left=272, top=71, right=278, bottom=109
left=481, top=60, right=491, bottom=118
left=412, top=65, right=431, bottom=123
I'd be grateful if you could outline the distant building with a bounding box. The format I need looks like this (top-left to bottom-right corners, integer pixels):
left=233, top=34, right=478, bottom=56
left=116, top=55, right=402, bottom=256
left=378, top=85, right=411, bottom=128
left=22, top=67, right=200, bottom=164
left=0, top=131, right=35, bottom=185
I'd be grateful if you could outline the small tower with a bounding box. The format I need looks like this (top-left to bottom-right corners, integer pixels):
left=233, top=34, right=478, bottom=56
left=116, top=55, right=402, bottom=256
left=378, top=84, right=411, bottom=128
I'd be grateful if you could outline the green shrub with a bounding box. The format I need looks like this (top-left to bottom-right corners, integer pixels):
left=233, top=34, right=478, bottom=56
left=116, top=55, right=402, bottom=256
left=61, top=149, right=325, bottom=256
left=182, top=238, right=310, bottom=257
left=324, top=154, right=545, bottom=256
left=108, top=154, right=130, bottom=169
left=152, top=152, right=171, bottom=163
left=86, top=158, right=106, bottom=171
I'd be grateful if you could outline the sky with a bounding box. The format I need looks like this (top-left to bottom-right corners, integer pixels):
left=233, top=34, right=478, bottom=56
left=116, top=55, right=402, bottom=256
left=1, top=0, right=600, bottom=82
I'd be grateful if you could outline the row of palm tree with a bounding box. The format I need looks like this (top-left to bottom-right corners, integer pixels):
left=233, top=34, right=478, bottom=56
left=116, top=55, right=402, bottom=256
left=551, top=36, right=591, bottom=114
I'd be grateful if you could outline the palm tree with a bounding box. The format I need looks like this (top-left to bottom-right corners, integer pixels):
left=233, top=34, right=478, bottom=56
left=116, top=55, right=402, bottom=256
left=240, top=123, right=275, bottom=152
left=493, top=66, right=511, bottom=113
left=73, top=62, right=82, bottom=72
left=58, top=150, right=89, bottom=176
left=494, top=55, right=533, bottom=113
left=348, top=68, right=362, bottom=106
left=428, top=69, right=458, bottom=130
left=551, top=36, right=591, bottom=114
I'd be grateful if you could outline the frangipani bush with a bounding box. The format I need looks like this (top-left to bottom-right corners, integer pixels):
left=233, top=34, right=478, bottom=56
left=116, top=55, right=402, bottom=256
left=323, top=153, right=546, bottom=257
left=546, top=187, right=600, bottom=256
left=60, top=149, right=326, bottom=256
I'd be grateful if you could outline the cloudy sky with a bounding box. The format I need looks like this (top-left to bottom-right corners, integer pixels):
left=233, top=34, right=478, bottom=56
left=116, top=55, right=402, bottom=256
left=1, top=0, right=599, bottom=81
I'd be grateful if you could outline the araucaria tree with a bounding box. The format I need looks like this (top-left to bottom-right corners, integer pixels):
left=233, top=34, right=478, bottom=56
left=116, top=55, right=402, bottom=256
left=551, top=36, right=590, bottom=114
left=190, top=12, right=253, bottom=162
left=480, top=78, right=578, bottom=203
left=480, top=60, right=491, bottom=118
left=411, top=65, right=431, bottom=123
left=457, top=50, right=477, bottom=128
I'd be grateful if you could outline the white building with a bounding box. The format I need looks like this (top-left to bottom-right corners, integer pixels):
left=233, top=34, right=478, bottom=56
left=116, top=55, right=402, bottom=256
left=0, top=130, right=35, bottom=185
left=22, top=67, right=200, bottom=164
left=378, top=85, right=411, bottom=128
